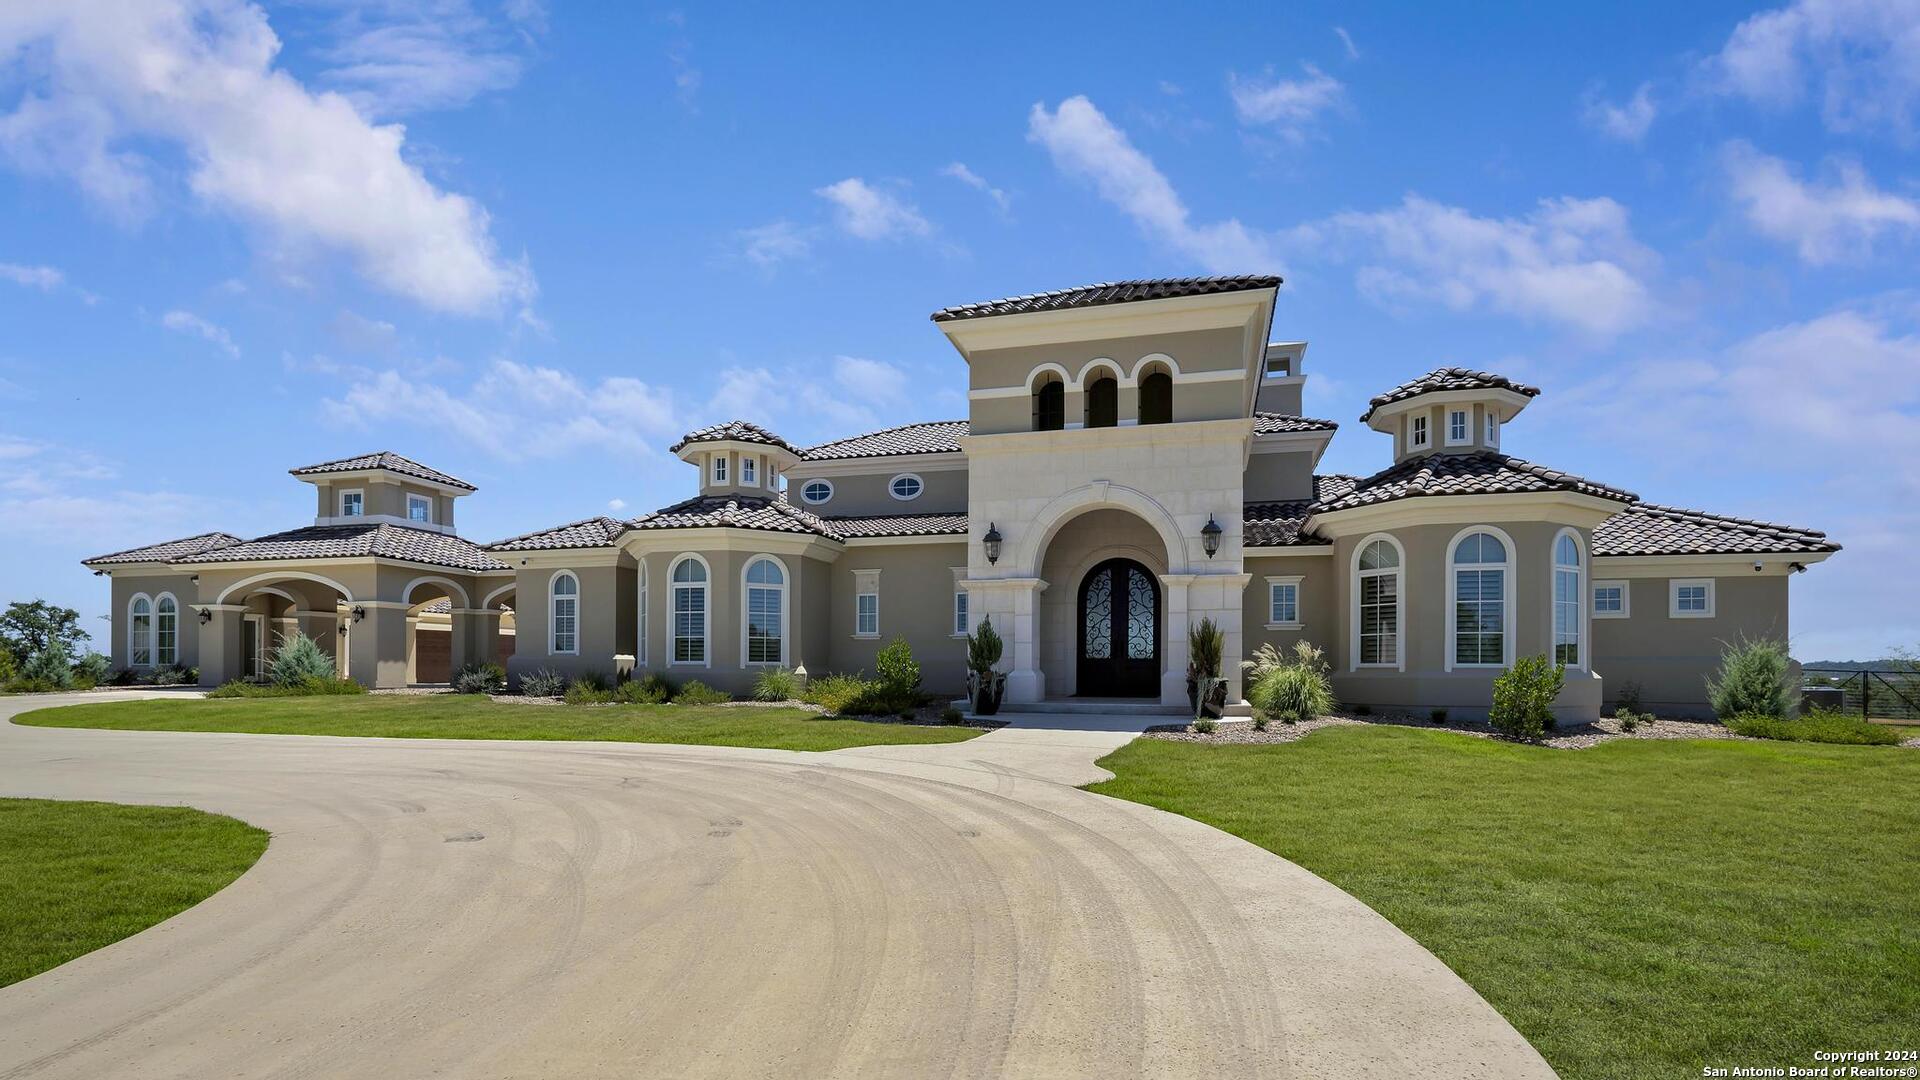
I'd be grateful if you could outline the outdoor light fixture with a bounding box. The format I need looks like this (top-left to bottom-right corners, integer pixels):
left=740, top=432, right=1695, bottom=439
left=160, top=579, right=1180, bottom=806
left=982, top=522, right=1002, bottom=565
left=189, top=574, right=199, bottom=584
left=1201, top=515, right=1223, bottom=558
left=197, top=607, right=213, bottom=624
left=352, top=605, right=367, bottom=623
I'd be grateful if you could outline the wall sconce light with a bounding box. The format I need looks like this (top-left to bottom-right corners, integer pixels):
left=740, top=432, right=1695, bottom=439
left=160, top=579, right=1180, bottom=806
left=1201, top=515, right=1223, bottom=559
left=189, top=574, right=199, bottom=584
left=982, top=522, right=1002, bottom=565
left=351, top=605, right=367, bottom=623
left=197, top=607, right=213, bottom=624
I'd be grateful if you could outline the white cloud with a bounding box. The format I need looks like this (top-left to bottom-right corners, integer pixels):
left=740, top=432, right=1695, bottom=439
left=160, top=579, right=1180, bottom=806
left=1334, top=27, right=1360, bottom=60
left=707, top=355, right=916, bottom=440
left=311, top=0, right=533, bottom=117
left=814, top=178, right=931, bottom=241
left=1228, top=65, right=1346, bottom=142
left=0, top=435, right=224, bottom=548
left=0, top=2, right=535, bottom=316
left=1722, top=140, right=1920, bottom=264
left=607, top=497, right=626, bottom=511
left=1711, top=0, right=1920, bottom=138
left=0, top=262, right=63, bottom=290
left=328, top=308, right=400, bottom=353
left=736, top=221, right=813, bottom=268
left=1027, top=95, right=1276, bottom=273
left=1292, top=195, right=1657, bottom=337
left=161, top=309, right=240, bottom=358
left=941, top=162, right=1010, bottom=213
left=1582, top=82, right=1657, bottom=142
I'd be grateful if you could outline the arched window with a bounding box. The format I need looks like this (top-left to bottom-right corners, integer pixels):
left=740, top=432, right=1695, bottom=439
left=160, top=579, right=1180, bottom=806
left=1032, top=376, right=1064, bottom=431
left=743, top=557, right=786, bottom=665
left=1139, top=370, right=1173, bottom=425
left=155, top=594, right=178, bottom=667
left=1554, top=530, right=1584, bottom=668
left=1085, top=375, right=1118, bottom=428
left=549, top=572, right=579, bottom=655
left=889, top=474, right=923, bottom=501
left=129, top=594, right=153, bottom=667
left=671, top=556, right=709, bottom=665
left=636, top=561, right=648, bottom=667
left=1352, top=536, right=1402, bottom=668
left=800, top=479, right=833, bottom=504
left=1448, top=528, right=1513, bottom=669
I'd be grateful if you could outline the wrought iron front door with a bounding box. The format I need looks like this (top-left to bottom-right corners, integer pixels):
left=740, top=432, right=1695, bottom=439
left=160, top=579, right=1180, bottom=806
left=1076, top=558, right=1160, bottom=697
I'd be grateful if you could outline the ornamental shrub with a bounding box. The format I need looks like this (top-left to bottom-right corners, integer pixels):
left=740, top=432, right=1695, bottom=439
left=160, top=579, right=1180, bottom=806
left=1706, top=637, right=1794, bottom=721
left=967, top=617, right=1003, bottom=673
left=875, top=637, right=921, bottom=698
left=752, top=666, right=800, bottom=702
left=453, top=663, right=506, bottom=694
left=672, top=680, right=730, bottom=705
left=1614, top=679, right=1645, bottom=717
left=21, top=642, right=73, bottom=689
left=1490, top=654, right=1565, bottom=741
left=1727, top=709, right=1900, bottom=745
left=563, top=680, right=614, bottom=705
left=268, top=631, right=336, bottom=687
left=520, top=668, right=567, bottom=697
left=1246, top=640, right=1336, bottom=725
left=206, top=675, right=364, bottom=698
left=149, top=663, right=197, bottom=686
left=803, top=672, right=876, bottom=715
left=72, top=651, right=112, bottom=687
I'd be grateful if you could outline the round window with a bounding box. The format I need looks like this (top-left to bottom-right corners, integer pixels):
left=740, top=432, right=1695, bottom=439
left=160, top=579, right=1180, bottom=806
left=889, top=474, right=923, bottom=501
left=800, top=480, right=833, bottom=504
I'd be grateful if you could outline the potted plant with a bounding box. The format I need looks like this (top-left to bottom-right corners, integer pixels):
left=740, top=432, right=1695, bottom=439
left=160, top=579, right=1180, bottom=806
left=966, top=616, right=1006, bottom=716
left=1185, top=616, right=1228, bottom=719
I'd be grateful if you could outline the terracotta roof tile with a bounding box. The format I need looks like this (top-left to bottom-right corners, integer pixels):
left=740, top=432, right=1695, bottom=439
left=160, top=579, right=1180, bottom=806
left=932, top=276, right=1281, bottom=322
left=823, top=512, right=969, bottom=539
left=288, top=451, right=474, bottom=490
left=667, top=420, right=798, bottom=455
left=1253, top=412, right=1338, bottom=434
left=174, top=523, right=507, bottom=571
left=489, top=516, right=629, bottom=552
left=1244, top=476, right=1358, bottom=546
left=629, top=495, right=838, bottom=539
left=1360, top=368, right=1541, bottom=422
left=83, top=531, right=244, bottom=566
left=801, top=420, right=968, bottom=461
left=1594, top=503, right=1839, bottom=557
left=1315, top=452, right=1636, bottom=513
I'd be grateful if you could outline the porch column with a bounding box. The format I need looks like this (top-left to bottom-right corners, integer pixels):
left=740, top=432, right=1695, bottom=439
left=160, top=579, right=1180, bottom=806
left=449, top=608, right=493, bottom=673
left=347, top=603, right=410, bottom=689
left=1159, top=575, right=1192, bottom=707
left=405, top=615, right=420, bottom=683
left=291, top=609, right=339, bottom=660
left=197, top=605, right=246, bottom=687
left=966, top=577, right=1048, bottom=704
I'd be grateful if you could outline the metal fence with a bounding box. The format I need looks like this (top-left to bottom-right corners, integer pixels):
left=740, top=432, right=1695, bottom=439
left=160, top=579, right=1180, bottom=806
left=1801, top=667, right=1920, bottom=721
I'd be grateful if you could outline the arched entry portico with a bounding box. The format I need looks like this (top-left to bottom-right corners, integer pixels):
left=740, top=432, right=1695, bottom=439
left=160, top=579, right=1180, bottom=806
left=200, top=575, right=351, bottom=685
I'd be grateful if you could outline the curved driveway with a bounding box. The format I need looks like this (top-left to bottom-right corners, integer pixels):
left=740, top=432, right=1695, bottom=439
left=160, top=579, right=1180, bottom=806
left=0, top=693, right=1554, bottom=1079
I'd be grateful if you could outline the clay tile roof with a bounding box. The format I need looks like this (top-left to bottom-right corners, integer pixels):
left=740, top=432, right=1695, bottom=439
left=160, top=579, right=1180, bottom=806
left=628, top=494, right=839, bottom=539
left=823, top=512, right=970, bottom=539
left=288, top=451, right=475, bottom=491
left=1243, top=476, right=1358, bottom=546
left=801, top=420, right=969, bottom=461
left=82, top=531, right=244, bottom=566
left=1359, top=368, right=1542, bottom=422
left=421, top=598, right=452, bottom=614
left=931, top=275, right=1281, bottom=322
left=489, top=516, right=629, bottom=552
left=1253, top=412, right=1339, bottom=435
left=173, top=523, right=508, bottom=572
left=1314, top=452, right=1636, bottom=513
left=1593, top=503, right=1840, bottom=557
left=667, top=420, right=798, bottom=455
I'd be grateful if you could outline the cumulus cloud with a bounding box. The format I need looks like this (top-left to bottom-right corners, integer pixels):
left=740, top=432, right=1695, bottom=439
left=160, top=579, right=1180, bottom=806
left=311, top=0, right=538, bottom=117
left=0, top=434, right=226, bottom=548
left=1710, top=0, right=1920, bottom=138
left=161, top=309, right=240, bottom=358
left=1722, top=140, right=1920, bottom=264
left=814, top=178, right=932, bottom=241
left=1581, top=82, right=1657, bottom=142
left=1028, top=95, right=1276, bottom=273
left=709, top=355, right=916, bottom=438
left=941, top=162, right=1010, bottom=213
left=0, top=262, right=62, bottom=290
left=1291, top=195, right=1657, bottom=337
left=0, top=2, right=535, bottom=316
left=1228, top=64, right=1346, bottom=142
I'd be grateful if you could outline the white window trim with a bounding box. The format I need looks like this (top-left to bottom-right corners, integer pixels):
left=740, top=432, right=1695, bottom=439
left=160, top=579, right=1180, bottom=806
left=740, top=555, right=789, bottom=667
left=406, top=493, right=432, bottom=524
left=548, top=569, right=580, bottom=656
left=1592, top=579, right=1630, bottom=619
left=339, top=488, right=365, bottom=517
left=128, top=592, right=154, bottom=668
left=1445, top=409, right=1470, bottom=446
left=711, top=455, right=729, bottom=485
left=154, top=592, right=179, bottom=668
left=1669, top=578, right=1716, bottom=619
left=888, top=473, right=924, bottom=502
left=1350, top=533, right=1406, bottom=672
left=949, top=566, right=969, bottom=638
left=670, top=554, right=712, bottom=667
left=852, top=569, right=881, bottom=639
left=1265, top=574, right=1303, bottom=630
left=740, top=456, right=758, bottom=487
left=799, top=479, right=834, bottom=505
left=1445, top=525, right=1516, bottom=672
left=636, top=561, right=648, bottom=667
left=1408, top=414, right=1430, bottom=450
left=1484, top=412, right=1500, bottom=448
left=1552, top=528, right=1586, bottom=671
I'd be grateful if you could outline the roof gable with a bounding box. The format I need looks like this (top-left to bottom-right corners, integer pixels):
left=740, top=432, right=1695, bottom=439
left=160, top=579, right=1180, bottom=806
left=289, top=451, right=475, bottom=491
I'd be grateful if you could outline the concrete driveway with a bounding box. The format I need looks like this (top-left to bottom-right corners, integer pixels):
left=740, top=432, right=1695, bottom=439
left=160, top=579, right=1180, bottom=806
left=0, top=693, right=1555, bottom=1079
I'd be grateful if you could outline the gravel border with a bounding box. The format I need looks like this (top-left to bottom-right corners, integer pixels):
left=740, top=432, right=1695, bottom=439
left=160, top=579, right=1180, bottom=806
left=1147, top=711, right=1914, bottom=750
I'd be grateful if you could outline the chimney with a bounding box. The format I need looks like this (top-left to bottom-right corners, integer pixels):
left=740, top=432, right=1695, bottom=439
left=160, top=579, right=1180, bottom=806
left=1255, top=341, right=1307, bottom=416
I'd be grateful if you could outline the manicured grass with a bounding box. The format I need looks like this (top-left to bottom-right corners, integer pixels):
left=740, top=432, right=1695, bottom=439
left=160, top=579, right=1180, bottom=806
left=1087, top=727, right=1919, bottom=1080
left=14, top=695, right=987, bottom=752
left=0, top=798, right=268, bottom=987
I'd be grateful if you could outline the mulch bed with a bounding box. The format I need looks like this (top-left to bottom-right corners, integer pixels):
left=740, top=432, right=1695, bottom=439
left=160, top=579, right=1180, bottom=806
left=1145, top=711, right=1906, bottom=750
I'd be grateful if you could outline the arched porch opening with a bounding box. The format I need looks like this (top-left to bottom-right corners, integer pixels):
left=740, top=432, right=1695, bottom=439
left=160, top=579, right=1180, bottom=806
left=209, top=577, right=350, bottom=685
left=1037, top=507, right=1173, bottom=701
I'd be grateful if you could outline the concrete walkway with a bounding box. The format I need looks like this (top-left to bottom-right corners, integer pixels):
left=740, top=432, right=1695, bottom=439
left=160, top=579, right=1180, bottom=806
left=0, top=692, right=1555, bottom=1079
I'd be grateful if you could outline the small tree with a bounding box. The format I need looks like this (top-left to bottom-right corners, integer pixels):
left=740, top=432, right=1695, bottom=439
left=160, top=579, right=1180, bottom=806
left=875, top=637, right=921, bottom=712
left=967, top=616, right=1003, bottom=675
left=268, top=631, right=337, bottom=687
left=72, top=651, right=112, bottom=686
left=21, top=640, right=74, bottom=689
left=0, top=600, right=88, bottom=666
left=1490, top=654, right=1565, bottom=741
left=1706, top=636, right=1793, bottom=720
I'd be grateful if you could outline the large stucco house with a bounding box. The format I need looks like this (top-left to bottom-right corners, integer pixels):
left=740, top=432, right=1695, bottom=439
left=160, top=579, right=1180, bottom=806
left=83, top=276, right=1838, bottom=719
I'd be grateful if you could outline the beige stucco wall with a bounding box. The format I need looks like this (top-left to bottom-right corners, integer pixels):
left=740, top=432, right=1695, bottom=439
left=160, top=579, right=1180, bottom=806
left=1590, top=572, right=1790, bottom=718
left=966, top=326, right=1252, bottom=436
left=688, top=447, right=782, bottom=501
left=1241, top=554, right=1336, bottom=663
left=1036, top=510, right=1169, bottom=697
left=1387, top=400, right=1507, bottom=462
left=826, top=541, right=970, bottom=696
left=103, top=570, right=202, bottom=671
left=789, top=466, right=968, bottom=517
left=311, top=477, right=458, bottom=528
left=1243, top=449, right=1317, bottom=504
left=506, top=557, right=637, bottom=685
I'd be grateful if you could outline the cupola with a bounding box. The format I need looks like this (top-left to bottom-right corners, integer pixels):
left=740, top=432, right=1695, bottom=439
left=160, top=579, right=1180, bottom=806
left=669, top=420, right=802, bottom=497
left=1359, top=368, right=1540, bottom=464
left=289, top=450, right=474, bottom=534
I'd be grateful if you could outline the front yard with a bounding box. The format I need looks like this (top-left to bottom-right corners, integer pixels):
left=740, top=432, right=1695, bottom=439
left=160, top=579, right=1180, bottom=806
left=1, top=798, right=268, bottom=987
left=1088, top=725, right=1919, bottom=1080
left=14, top=696, right=987, bottom=752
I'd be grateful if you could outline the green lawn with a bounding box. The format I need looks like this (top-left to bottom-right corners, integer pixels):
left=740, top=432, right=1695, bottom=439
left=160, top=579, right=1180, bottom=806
left=1, top=798, right=268, bottom=987
left=1087, top=727, right=1919, bottom=1080
left=14, top=696, right=987, bottom=752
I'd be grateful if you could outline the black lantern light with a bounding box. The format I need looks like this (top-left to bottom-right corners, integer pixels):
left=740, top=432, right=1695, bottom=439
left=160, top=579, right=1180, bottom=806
left=982, top=522, right=1003, bottom=566
left=1201, top=515, right=1223, bottom=559
left=197, top=607, right=213, bottom=624
left=351, top=605, right=367, bottom=623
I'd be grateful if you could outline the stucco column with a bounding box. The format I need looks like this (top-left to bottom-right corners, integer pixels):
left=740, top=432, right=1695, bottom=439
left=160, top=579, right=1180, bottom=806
left=966, top=577, right=1048, bottom=703
left=291, top=609, right=338, bottom=662
left=449, top=609, right=492, bottom=673
left=347, top=604, right=410, bottom=689
left=1158, top=575, right=1192, bottom=707
left=197, top=605, right=245, bottom=687
left=405, top=616, right=420, bottom=683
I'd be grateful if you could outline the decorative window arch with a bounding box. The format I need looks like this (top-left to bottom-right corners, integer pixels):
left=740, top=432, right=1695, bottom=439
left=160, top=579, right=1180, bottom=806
left=549, top=571, right=579, bottom=655
left=636, top=560, right=648, bottom=667
left=1446, top=526, right=1515, bottom=670
left=1553, top=528, right=1584, bottom=668
left=741, top=556, right=788, bottom=665
left=1032, top=374, right=1065, bottom=431
left=1084, top=372, right=1119, bottom=428
left=1350, top=534, right=1405, bottom=671
left=799, top=479, right=834, bottom=504
left=1138, top=368, right=1173, bottom=425
left=889, top=473, right=924, bottom=501
left=129, top=593, right=154, bottom=667
left=670, top=555, right=710, bottom=666
left=1129, top=352, right=1180, bottom=383
left=154, top=593, right=178, bottom=667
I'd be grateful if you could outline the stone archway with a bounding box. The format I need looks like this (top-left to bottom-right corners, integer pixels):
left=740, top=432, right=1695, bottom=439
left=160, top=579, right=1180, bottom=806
left=1037, top=508, right=1170, bottom=700
left=203, top=576, right=350, bottom=686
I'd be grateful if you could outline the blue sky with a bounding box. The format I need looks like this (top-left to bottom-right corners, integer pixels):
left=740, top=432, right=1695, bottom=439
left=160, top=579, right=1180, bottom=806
left=2, top=1, right=1916, bottom=660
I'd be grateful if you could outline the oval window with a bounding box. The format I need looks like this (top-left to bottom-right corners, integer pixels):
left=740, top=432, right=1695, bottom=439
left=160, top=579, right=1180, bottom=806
left=800, top=480, right=833, bottom=504
left=889, top=474, right=923, bottom=501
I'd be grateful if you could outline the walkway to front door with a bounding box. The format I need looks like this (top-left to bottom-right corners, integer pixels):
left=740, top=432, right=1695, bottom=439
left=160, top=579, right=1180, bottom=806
left=1077, top=557, right=1160, bottom=697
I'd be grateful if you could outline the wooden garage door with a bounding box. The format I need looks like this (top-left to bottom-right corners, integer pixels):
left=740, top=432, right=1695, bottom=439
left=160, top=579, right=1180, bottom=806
left=416, top=628, right=452, bottom=684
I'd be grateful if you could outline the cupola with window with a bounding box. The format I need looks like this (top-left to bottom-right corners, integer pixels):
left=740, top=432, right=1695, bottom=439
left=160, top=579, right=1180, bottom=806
left=1358, top=368, right=1541, bottom=465
left=290, top=451, right=475, bottom=534
left=669, top=420, right=802, bottom=499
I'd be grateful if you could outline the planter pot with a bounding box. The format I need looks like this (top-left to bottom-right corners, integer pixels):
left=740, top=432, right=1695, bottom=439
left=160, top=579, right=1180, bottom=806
left=1186, top=675, right=1228, bottom=719
left=968, top=670, right=1006, bottom=717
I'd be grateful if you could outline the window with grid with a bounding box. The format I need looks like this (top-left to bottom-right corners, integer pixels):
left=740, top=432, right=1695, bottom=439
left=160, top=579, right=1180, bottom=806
left=1452, top=531, right=1507, bottom=666
left=1356, top=540, right=1400, bottom=665
left=745, top=558, right=784, bottom=664
left=672, top=558, right=707, bottom=662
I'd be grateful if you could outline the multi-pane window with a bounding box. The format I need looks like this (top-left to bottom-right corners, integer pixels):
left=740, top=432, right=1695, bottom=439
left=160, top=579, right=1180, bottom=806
left=744, top=557, right=784, bottom=664
left=712, top=456, right=728, bottom=484
left=1409, top=414, right=1429, bottom=449
left=1485, top=413, right=1500, bottom=447
left=1448, top=410, right=1468, bottom=443
left=129, top=595, right=153, bottom=666
left=801, top=480, right=833, bottom=504
left=1671, top=580, right=1714, bottom=618
left=407, top=494, right=431, bottom=523
left=741, top=457, right=757, bottom=485
left=1593, top=581, right=1627, bottom=617
left=1553, top=532, right=1582, bottom=667
left=856, top=593, right=878, bottom=636
left=340, top=490, right=363, bottom=516
left=672, top=558, right=708, bottom=662
left=636, top=564, right=647, bottom=666
left=954, top=589, right=968, bottom=636
left=550, top=572, right=578, bottom=654
left=1356, top=539, right=1400, bottom=665
left=1452, top=530, right=1508, bottom=666
left=155, top=595, right=178, bottom=666
left=889, top=474, right=923, bottom=500
left=1268, top=580, right=1299, bottom=626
